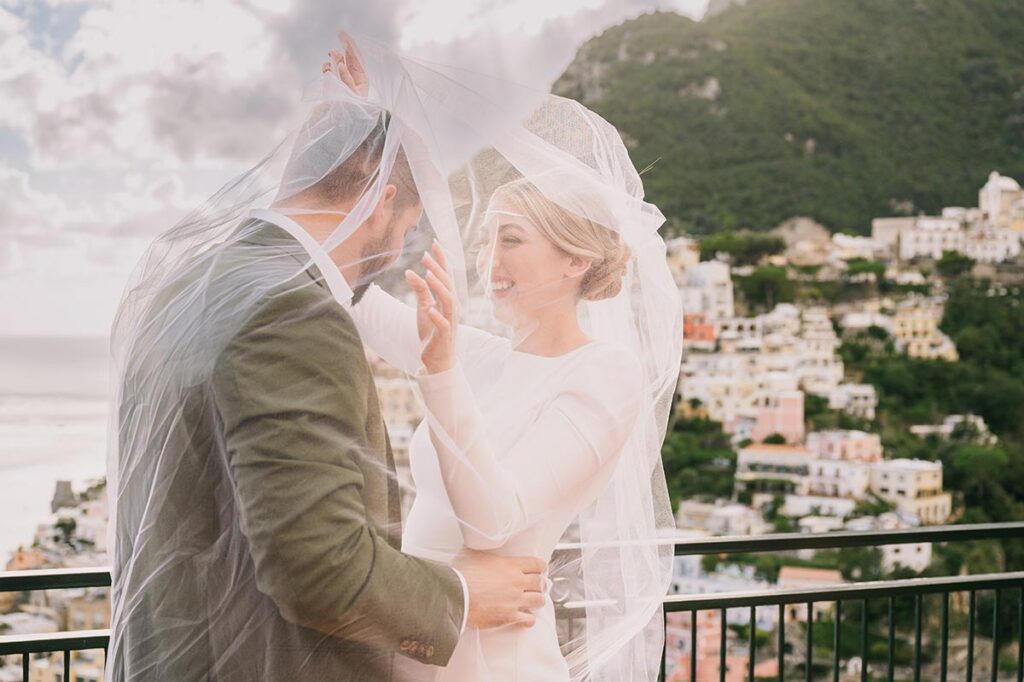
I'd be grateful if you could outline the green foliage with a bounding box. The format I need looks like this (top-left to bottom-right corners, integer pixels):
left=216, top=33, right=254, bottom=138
left=839, top=282, right=1024, bottom=568
left=936, top=250, right=975, bottom=278
left=846, top=495, right=894, bottom=522
left=553, top=2, right=1024, bottom=234
left=662, top=416, right=736, bottom=509
left=845, top=258, right=886, bottom=278
left=735, top=266, right=795, bottom=310
left=700, top=231, right=785, bottom=264
left=762, top=432, right=786, bottom=444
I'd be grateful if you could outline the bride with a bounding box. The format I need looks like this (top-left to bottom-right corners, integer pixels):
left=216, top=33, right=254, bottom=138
left=332, top=41, right=683, bottom=681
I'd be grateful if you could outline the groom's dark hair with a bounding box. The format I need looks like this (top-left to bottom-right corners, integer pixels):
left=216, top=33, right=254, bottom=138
left=297, top=107, right=420, bottom=211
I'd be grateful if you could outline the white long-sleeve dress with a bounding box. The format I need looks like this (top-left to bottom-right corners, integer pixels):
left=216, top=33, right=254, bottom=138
left=349, top=284, right=643, bottom=681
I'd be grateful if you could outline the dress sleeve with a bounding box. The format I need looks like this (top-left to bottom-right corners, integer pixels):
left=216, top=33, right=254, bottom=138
left=349, top=283, right=510, bottom=374
left=415, top=346, right=643, bottom=550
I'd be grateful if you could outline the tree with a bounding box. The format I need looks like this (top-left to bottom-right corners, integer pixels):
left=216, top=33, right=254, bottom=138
left=763, top=433, right=787, bottom=444
left=936, top=250, right=974, bottom=278
left=736, top=266, right=795, bottom=310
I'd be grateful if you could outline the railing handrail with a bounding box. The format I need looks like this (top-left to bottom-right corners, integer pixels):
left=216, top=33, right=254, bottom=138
left=0, top=566, right=111, bottom=593
left=0, top=629, right=109, bottom=656
left=2, top=522, right=1021, bottom=596
left=553, top=521, right=1024, bottom=555
left=557, top=571, right=1024, bottom=613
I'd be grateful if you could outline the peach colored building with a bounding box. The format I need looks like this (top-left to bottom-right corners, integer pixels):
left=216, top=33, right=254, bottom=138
left=736, top=444, right=816, bottom=495
left=750, top=390, right=804, bottom=444
left=806, top=430, right=883, bottom=463
left=777, top=566, right=844, bottom=622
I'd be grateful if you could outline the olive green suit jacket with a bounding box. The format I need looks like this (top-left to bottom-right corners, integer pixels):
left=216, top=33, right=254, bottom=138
left=211, top=222, right=465, bottom=676
left=110, top=221, right=464, bottom=681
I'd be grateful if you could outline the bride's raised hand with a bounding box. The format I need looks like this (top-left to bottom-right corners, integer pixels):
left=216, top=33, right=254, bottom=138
left=322, top=32, right=369, bottom=97
left=405, top=241, right=459, bottom=374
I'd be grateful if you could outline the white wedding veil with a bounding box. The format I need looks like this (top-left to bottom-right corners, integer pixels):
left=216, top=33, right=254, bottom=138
left=106, top=31, right=680, bottom=681
left=439, top=98, right=683, bottom=681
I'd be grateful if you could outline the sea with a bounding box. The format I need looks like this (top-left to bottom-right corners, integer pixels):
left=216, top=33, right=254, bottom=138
left=0, top=336, right=111, bottom=562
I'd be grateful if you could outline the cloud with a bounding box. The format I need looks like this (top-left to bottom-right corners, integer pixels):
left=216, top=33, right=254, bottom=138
left=0, top=0, right=708, bottom=336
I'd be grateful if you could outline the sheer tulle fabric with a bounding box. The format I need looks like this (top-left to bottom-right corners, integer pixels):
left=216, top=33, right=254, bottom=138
left=107, top=33, right=680, bottom=681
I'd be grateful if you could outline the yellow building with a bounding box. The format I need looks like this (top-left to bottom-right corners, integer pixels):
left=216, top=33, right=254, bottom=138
left=870, top=458, right=952, bottom=525
left=891, top=297, right=958, bottom=361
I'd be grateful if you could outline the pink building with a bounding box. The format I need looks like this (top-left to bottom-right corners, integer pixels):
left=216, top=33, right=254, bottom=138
left=751, top=390, right=805, bottom=444
left=806, top=430, right=882, bottom=463
left=665, top=610, right=778, bottom=682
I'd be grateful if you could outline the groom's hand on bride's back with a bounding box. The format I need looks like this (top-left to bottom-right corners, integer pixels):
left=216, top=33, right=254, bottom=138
left=455, top=550, right=546, bottom=629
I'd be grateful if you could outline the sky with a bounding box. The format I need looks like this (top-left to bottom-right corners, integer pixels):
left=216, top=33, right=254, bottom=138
left=0, top=0, right=708, bottom=336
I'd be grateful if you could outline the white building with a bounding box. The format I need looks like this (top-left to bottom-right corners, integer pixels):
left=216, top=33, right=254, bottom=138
left=676, top=500, right=770, bottom=536
left=910, top=414, right=997, bottom=444
left=796, top=307, right=844, bottom=396
left=807, top=459, right=871, bottom=499
left=840, top=311, right=894, bottom=336
left=979, top=171, right=1024, bottom=231
left=846, top=513, right=932, bottom=573
left=963, top=227, right=1021, bottom=263
left=898, top=216, right=965, bottom=260
left=830, top=233, right=885, bottom=262
left=779, top=494, right=857, bottom=519
left=870, top=459, right=952, bottom=525
left=679, top=260, right=734, bottom=322
left=871, top=217, right=914, bottom=258
left=827, top=383, right=878, bottom=420
left=665, top=236, right=701, bottom=281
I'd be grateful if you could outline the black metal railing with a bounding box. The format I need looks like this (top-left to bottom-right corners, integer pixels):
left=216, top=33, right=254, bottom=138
left=555, top=521, right=1024, bottom=681
left=0, top=567, right=111, bottom=680
left=1, top=522, right=1022, bottom=681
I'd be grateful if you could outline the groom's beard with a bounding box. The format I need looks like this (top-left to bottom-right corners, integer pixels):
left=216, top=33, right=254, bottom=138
left=348, top=214, right=401, bottom=306
left=356, top=220, right=398, bottom=286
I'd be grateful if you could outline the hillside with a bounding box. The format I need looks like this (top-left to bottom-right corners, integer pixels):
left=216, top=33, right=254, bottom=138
left=553, top=0, right=1024, bottom=235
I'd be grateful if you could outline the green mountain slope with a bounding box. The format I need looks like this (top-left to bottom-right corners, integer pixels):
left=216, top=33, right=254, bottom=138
left=553, top=0, right=1024, bottom=234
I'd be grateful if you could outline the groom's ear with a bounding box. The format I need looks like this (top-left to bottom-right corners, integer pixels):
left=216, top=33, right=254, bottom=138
left=367, top=184, right=398, bottom=229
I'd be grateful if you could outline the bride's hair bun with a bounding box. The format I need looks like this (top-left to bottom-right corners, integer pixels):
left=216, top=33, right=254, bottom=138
left=492, top=179, right=632, bottom=302
left=580, top=240, right=632, bottom=301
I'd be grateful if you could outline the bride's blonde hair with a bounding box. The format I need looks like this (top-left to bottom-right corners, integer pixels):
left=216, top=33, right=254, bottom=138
left=491, top=179, right=631, bottom=301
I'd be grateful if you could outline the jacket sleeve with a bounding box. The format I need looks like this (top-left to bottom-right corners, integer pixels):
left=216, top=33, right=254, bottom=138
left=211, top=283, right=465, bottom=665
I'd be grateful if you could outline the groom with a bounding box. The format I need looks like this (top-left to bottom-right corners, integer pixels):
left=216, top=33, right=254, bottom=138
left=108, top=40, right=544, bottom=681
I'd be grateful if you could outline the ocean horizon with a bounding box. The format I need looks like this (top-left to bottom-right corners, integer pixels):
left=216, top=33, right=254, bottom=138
left=0, top=335, right=111, bottom=562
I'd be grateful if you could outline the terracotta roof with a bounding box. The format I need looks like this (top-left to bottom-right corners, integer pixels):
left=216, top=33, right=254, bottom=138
left=777, top=566, right=844, bottom=584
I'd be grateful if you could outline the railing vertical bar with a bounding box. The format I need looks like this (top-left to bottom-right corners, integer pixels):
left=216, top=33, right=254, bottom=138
left=721, top=607, right=728, bottom=682
left=806, top=602, right=813, bottom=682
left=968, top=589, right=976, bottom=682
left=1015, top=581, right=1024, bottom=675
left=21, top=652, right=28, bottom=682
left=1018, top=587, right=1023, bottom=682
left=941, top=591, right=949, bottom=682
left=660, top=610, right=667, bottom=682
left=913, top=593, right=922, bottom=682
left=63, top=649, right=70, bottom=681
left=860, top=599, right=868, bottom=682
left=750, top=605, right=757, bottom=682
left=993, top=589, right=1001, bottom=682
left=779, top=603, right=785, bottom=682
left=691, top=609, right=698, bottom=682
left=887, top=597, right=895, bottom=682
left=834, top=600, right=841, bottom=682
